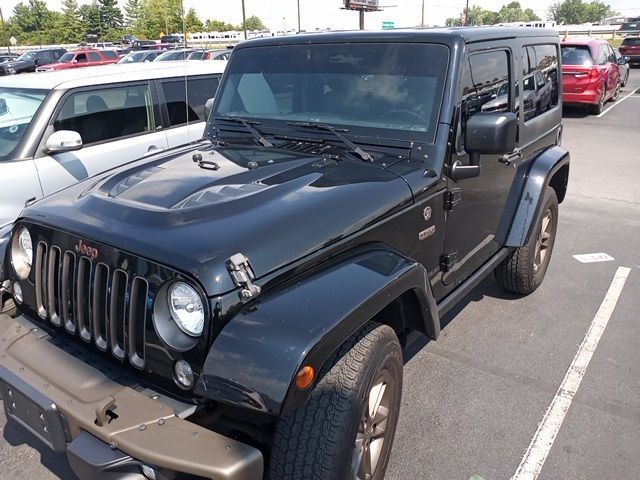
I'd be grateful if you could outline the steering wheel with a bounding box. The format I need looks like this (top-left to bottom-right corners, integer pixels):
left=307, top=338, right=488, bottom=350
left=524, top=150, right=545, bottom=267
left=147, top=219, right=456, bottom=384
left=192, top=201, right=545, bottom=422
left=379, top=109, right=423, bottom=124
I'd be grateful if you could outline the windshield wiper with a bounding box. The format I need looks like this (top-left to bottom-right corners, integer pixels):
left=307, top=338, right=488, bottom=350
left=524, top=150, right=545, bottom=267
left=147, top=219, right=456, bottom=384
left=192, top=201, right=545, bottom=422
left=214, top=116, right=273, bottom=148
left=287, top=121, right=373, bottom=162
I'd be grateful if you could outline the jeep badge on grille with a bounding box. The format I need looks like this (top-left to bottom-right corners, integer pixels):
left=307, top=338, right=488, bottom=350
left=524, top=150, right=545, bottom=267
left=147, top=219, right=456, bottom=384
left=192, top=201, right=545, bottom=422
left=74, top=239, right=99, bottom=261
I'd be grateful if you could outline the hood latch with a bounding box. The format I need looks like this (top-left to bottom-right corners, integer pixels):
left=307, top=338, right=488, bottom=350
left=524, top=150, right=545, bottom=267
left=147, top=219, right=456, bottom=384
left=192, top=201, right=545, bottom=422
left=226, top=253, right=261, bottom=302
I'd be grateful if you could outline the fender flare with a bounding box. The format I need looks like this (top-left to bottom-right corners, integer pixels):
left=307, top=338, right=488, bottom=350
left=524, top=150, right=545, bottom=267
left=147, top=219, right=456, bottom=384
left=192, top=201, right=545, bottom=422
left=497, top=145, right=570, bottom=247
left=195, top=247, right=439, bottom=416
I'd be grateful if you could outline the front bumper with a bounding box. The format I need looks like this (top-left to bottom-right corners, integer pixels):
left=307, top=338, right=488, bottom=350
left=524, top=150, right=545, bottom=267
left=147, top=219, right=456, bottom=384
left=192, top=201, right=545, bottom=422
left=0, top=317, right=263, bottom=480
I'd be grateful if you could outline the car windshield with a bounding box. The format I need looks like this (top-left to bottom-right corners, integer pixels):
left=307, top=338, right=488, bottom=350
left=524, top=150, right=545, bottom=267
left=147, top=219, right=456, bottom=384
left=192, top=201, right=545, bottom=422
left=155, top=50, right=190, bottom=61
left=119, top=52, right=145, bottom=63
left=0, top=88, right=48, bottom=161
left=621, top=38, right=640, bottom=46
left=59, top=53, right=75, bottom=63
left=214, top=43, right=449, bottom=140
left=17, top=51, right=36, bottom=61
left=561, top=46, right=593, bottom=66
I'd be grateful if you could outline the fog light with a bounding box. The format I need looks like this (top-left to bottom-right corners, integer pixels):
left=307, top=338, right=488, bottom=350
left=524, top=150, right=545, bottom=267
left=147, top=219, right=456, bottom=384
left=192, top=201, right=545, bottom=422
left=174, top=360, right=194, bottom=389
left=13, top=283, right=23, bottom=304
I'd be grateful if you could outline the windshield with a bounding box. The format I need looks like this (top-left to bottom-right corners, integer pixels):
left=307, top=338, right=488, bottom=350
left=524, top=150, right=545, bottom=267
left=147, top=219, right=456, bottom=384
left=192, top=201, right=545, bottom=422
left=621, top=37, right=640, bottom=47
left=214, top=43, right=449, bottom=140
left=155, top=50, right=191, bottom=62
left=59, top=53, right=75, bottom=63
left=561, top=46, right=593, bottom=66
left=0, top=88, right=48, bottom=161
left=17, top=51, right=36, bottom=61
left=119, top=52, right=145, bottom=63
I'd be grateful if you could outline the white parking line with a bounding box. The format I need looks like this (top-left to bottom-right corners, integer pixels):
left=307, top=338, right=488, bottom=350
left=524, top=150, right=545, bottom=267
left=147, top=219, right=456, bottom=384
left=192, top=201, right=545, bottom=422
left=597, top=88, right=639, bottom=118
left=511, top=266, right=631, bottom=480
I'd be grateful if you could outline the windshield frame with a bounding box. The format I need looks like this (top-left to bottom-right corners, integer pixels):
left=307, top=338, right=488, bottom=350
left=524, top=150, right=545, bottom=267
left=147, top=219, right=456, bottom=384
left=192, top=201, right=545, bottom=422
left=0, top=87, right=50, bottom=162
left=211, top=42, right=451, bottom=146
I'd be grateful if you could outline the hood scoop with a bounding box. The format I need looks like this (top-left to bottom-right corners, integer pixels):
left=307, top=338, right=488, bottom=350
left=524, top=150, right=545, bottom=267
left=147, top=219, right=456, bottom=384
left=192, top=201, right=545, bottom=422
left=109, top=166, right=165, bottom=197
left=173, top=183, right=269, bottom=209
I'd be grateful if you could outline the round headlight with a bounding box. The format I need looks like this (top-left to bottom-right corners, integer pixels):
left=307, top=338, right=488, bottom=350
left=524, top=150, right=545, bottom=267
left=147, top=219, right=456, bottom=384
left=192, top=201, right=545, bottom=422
left=11, top=227, right=33, bottom=279
left=168, top=282, right=204, bottom=337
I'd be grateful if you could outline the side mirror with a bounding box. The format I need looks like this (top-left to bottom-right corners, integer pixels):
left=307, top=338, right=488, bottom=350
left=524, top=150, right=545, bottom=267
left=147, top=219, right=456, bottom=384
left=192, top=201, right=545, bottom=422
left=453, top=112, right=518, bottom=180
left=618, top=56, right=627, bottom=65
left=204, top=97, right=215, bottom=121
left=624, top=56, right=631, bottom=63
left=45, top=130, right=83, bottom=154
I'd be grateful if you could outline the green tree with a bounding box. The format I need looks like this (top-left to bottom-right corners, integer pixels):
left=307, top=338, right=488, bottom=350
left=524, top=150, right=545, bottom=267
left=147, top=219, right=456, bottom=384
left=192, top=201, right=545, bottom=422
left=124, top=0, right=143, bottom=34
left=242, top=15, right=266, bottom=31
left=138, top=0, right=183, bottom=38
left=98, top=0, right=124, bottom=39
left=59, top=0, right=83, bottom=43
left=523, top=8, right=541, bottom=21
left=445, top=17, right=461, bottom=26
left=184, top=7, right=203, bottom=32
left=79, top=1, right=101, bottom=37
left=497, top=2, right=525, bottom=22
left=204, top=19, right=238, bottom=31
left=548, top=0, right=615, bottom=23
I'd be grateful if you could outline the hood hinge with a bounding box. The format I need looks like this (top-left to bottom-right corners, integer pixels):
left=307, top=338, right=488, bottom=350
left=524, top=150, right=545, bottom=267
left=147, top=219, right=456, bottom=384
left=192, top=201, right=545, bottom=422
left=444, top=187, right=463, bottom=211
left=226, top=253, right=262, bottom=302
left=440, top=251, right=458, bottom=273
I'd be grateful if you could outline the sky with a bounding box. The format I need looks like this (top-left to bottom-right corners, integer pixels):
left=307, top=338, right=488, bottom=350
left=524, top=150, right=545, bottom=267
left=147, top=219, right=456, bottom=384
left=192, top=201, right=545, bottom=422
left=2, top=0, right=640, bottom=31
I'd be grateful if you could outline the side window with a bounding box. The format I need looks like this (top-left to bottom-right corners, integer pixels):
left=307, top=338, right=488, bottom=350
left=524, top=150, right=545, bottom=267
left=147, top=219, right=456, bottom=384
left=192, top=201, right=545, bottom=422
left=37, top=51, right=52, bottom=64
left=76, top=53, right=87, bottom=63
left=458, top=50, right=510, bottom=147
left=161, top=75, right=220, bottom=127
left=102, top=51, right=118, bottom=60
left=54, top=84, right=154, bottom=145
left=521, top=44, right=559, bottom=121
left=88, top=52, right=101, bottom=62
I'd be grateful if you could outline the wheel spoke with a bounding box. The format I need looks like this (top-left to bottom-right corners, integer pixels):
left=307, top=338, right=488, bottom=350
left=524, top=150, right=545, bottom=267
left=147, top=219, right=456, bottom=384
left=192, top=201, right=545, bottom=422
left=369, top=437, right=385, bottom=473
left=360, top=444, right=372, bottom=478
left=368, top=380, right=387, bottom=420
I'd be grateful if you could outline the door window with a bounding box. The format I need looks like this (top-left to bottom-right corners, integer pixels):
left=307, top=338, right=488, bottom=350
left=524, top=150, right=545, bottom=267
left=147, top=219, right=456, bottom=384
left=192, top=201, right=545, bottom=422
left=522, top=44, right=559, bottom=121
left=102, top=51, right=118, bottom=60
left=161, top=75, right=221, bottom=127
left=458, top=50, right=511, bottom=147
left=88, top=52, right=101, bottom=62
left=76, top=53, right=87, bottom=63
left=54, top=84, right=154, bottom=145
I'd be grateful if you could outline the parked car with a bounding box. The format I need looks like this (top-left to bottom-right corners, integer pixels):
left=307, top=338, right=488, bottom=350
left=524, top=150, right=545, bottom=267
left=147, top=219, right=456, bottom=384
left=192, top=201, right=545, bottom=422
left=122, top=34, right=139, bottom=44
left=561, top=38, right=622, bottom=114
left=36, top=49, right=120, bottom=71
left=0, top=53, right=18, bottom=63
left=618, top=37, right=640, bottom=66
left=0, top=60, right=227, bottom=283
left=131, top=39, right=159, bottom=50
left=0, top=28, right=569, bottom=480
left=161, top=34, right=183, bottom=44
left=154, top=48, right=199, bottom=62
left=614, top=48, right=630, bottom=86
left=188, top=49, right=232, bottom=61
left=0, top=48, right=67, bottom=75
left=88, top=42, right=118, bottom=51
left=118, top=50, right=165, bottom=63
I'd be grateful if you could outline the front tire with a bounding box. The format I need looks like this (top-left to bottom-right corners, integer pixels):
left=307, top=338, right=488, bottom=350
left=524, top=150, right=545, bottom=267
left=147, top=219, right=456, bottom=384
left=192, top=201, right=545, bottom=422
left=495, top=187, right=559, bottom=295
left=268, top=322, right=403, bottom=480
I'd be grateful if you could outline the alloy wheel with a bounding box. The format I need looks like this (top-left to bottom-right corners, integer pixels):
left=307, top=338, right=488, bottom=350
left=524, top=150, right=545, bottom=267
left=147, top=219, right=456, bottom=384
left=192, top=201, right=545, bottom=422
left=533, top=209, right=553, bottom=274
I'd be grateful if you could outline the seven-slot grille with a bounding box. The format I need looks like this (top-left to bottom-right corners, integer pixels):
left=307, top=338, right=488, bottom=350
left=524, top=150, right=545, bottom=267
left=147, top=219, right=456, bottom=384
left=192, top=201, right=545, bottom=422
left=33, top=241, right=148, bottom=369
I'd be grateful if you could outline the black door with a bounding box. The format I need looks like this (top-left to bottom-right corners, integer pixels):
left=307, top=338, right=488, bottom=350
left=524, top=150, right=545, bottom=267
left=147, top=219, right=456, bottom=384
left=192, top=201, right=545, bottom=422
left=442, top=49, right=518, bottom=288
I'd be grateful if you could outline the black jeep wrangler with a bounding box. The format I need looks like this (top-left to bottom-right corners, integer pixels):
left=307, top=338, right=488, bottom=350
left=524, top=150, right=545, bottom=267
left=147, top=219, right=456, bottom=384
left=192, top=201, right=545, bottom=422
left=0, top=28, right=568, bottom=480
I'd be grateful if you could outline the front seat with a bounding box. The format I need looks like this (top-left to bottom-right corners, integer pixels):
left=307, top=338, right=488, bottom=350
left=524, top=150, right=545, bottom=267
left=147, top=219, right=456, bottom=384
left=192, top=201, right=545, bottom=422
left=82, top=95, right=111, bottom=144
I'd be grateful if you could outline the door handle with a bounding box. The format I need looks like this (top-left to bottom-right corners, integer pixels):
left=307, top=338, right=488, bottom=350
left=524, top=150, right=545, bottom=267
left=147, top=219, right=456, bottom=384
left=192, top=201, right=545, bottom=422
left=143, top=146, right=164, bottom=157
left=499, top=147, right=522, bottom=166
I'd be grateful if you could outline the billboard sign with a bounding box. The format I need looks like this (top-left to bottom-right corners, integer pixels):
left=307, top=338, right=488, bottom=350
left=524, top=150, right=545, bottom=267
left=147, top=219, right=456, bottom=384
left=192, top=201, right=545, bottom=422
left=344, top=0, right=380, bottom=11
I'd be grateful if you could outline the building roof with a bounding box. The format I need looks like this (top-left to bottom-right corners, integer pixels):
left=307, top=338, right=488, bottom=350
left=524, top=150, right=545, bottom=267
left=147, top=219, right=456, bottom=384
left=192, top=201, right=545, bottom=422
left=1, top=60, right=227, bottom=91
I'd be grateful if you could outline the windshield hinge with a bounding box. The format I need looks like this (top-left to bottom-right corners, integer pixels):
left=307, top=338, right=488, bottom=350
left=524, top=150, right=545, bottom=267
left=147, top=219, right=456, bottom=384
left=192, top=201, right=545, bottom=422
left=444, top=187, right=463, bottom=211
left=440, top=251, right=458, bottom=273
left=226, top=253, right=261, bottom=302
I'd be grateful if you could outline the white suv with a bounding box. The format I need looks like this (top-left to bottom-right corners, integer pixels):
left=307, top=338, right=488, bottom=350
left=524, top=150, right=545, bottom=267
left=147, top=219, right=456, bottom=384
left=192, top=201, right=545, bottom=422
left=0, top=61, right=226, bottom=280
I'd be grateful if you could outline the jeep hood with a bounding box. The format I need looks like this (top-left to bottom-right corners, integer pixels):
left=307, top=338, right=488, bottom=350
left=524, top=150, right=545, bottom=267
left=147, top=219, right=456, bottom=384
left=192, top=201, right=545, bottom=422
left=21, top=145, right=415, bottom=295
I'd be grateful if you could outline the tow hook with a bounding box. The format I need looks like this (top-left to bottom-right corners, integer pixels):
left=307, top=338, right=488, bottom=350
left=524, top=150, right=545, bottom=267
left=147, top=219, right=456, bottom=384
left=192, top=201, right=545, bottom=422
left=0, top=280, right=12, bottom=312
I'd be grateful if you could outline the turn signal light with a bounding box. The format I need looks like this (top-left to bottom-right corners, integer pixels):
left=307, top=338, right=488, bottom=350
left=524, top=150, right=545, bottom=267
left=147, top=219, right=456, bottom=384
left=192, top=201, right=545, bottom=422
left=295, top=365, right=315, bottom=390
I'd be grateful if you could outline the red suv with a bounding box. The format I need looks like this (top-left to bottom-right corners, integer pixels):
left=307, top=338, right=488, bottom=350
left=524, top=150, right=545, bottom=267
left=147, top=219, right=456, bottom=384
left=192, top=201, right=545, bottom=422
left=619, top=37, right=640, bottom=66
left=561, top=38, right=621, bottom=114
left=36, top=49, right=120, bottom=72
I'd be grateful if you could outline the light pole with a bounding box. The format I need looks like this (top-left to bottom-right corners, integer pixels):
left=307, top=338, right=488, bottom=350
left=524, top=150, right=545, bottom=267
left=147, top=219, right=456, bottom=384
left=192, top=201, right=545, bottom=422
left=421, top=0, right=425, bottom=27
left=241, top=0, right=247, bottom=39
left=297, top=0, right=301, bottom=32
left=464, top=0, right=469, bottom=25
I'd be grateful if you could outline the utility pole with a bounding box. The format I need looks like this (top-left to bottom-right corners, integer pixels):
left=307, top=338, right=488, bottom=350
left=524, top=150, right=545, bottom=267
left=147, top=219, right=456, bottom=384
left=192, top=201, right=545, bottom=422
left=0, top=7, right=9, bottom=54
left=421, top=0, right=425, bottom=27
left=297, top=0, right=301, bottom=32
left=242, top=0, right=247, bottom=39
left=359, top=9, right=365, bottom=30
left=464, top=0, right=469, bottom=25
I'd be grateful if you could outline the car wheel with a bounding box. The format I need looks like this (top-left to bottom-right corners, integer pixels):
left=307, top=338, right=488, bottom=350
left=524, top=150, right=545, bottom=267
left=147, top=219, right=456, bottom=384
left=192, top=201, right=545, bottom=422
left=589, top=91, right=605, bottom=114
left=622, top=70, right=629, bottom=87
left=611, top=82, right=621, bottom=102
left=495, top=187, right=559, bottom=295
left=269, top=322, right=403, bottom=480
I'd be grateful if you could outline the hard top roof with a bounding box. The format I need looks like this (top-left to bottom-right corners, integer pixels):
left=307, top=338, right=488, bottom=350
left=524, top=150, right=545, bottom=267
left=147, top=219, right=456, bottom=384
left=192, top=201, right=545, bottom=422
left=235, top=26, right=559, bottom=49
left=0, top=60, right=227, bottom=91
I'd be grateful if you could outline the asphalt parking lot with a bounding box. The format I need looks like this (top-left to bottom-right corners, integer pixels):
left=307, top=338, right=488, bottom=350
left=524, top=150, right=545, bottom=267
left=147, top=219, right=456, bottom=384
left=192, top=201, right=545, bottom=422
left=1, top=70, right=639, bottom=480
